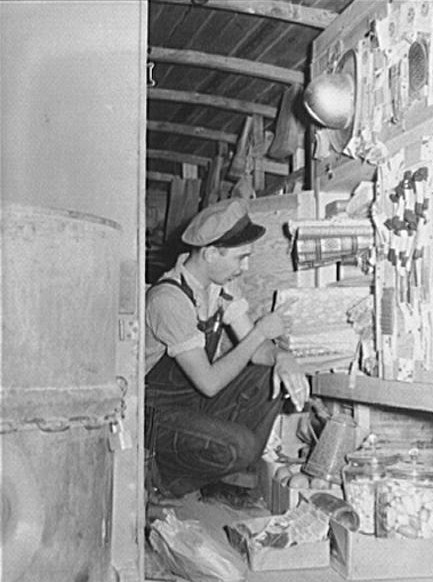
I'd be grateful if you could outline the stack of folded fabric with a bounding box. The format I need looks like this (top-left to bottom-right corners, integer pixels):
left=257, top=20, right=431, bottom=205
left=275, top=287, right=370, bottom=372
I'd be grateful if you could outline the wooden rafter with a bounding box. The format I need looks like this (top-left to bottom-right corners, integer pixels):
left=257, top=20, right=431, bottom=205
left=150, top=0, right=337, bottom=29
left=148, top=88, right=278, bottom=119
left=147, top=120, right=238, bottom=143
left=147, top=148, right=210, bottom=166
left=149, top=46, right=304, bottom=85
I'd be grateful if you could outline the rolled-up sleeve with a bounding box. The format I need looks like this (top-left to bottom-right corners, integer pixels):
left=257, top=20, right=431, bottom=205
left=146, top=286, right=205, bottom=357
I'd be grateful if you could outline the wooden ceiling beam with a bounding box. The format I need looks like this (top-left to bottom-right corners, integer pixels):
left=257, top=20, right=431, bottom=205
left=148, top=88, right=278, bottom=119
left=150, top=0, right=337, bottom=29
left=147, top=148, right=211, bottom=166
left=147, top=119, right=238, bottom=143
left=150, top=46, right=304, bottom=85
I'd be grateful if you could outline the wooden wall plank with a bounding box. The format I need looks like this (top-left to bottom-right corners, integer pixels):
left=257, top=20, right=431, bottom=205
left=202, top=142, right=227, bottom=208
left=369, top=408, right=433, bottom=450
left=164, top=178, right=201, bottom=241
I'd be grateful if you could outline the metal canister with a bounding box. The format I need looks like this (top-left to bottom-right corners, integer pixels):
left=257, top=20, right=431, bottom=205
left=303, top=413, right=358, bottom=484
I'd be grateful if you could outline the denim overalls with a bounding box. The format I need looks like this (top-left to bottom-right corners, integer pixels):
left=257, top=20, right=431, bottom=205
left=145, top=275, right=282, bottom=497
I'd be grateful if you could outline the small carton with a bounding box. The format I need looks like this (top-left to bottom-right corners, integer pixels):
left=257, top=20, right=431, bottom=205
left=330, top=519, right=433, bottom=580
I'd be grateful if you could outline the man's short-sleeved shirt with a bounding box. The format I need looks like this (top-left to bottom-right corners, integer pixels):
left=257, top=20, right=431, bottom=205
left=145, top=253, right=249, bottom=372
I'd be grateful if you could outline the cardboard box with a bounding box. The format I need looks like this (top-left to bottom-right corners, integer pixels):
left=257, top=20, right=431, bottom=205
left=226, top=516, right=329, bottom=572
left=330, top=519, right=433, bottom=580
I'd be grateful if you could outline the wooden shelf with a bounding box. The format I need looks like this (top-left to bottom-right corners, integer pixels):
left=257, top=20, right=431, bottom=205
left=311, top=373, right=433, bottom=414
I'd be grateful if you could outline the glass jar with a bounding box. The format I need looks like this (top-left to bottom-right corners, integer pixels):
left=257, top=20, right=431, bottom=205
left=376, top=462, right=433, bottom=539
left=342, top=451, right=400, bottom=535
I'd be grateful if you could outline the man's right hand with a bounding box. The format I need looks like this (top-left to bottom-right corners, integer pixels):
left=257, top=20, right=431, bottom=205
left=255, top=303, right=293, bottom=341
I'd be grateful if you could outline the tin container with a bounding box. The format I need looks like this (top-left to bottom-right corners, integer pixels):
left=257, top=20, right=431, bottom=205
left=303, top=413, right=357, bottom=484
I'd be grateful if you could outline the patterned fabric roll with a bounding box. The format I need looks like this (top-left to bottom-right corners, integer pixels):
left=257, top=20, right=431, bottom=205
left=289, top=219, right=374, bottom=269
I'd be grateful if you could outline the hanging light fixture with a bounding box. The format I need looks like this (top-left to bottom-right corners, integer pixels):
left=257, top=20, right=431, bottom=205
left=303, top=71, right=355, bottom=130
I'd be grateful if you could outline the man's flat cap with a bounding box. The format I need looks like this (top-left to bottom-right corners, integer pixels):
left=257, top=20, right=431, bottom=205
left=182, top=198, right=266, bottom=247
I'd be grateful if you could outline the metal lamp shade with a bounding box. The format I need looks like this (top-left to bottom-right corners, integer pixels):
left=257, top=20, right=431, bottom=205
left=303, top=72, right=355, bottom=130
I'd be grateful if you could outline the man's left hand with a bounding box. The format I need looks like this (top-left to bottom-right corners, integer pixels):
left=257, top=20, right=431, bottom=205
left=272, top=351, right=310, bottom=411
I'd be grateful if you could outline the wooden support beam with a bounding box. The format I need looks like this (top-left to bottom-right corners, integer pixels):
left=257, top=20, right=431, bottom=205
left=147, top=148, right=210, bottom=166
left=148, top=88, right=277, bottom=119
left=315, top=156, right=376, bottom=193
left=252, top=114, right=265, bottom=191
left=146, top=171, right=175, bottom=182
left=148, top=148, right=289, bottom=176
left=262, top=165, right=306, bottom=196
left=150, top=0, right=337, bottom=29
left=150, top=46, right=304, bottom=85
left=202, top=142, right=228, bottom=208
left=147, top=120, right=238, bottom=144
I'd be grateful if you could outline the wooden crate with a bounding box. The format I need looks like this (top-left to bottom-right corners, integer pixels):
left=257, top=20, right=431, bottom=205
left=248, top=539, right=330, bottom=572
left=330, top=519, right=433, bottom=580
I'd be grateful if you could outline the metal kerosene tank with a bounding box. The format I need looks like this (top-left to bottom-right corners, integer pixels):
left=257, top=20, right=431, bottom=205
left=1, top=204, right=122, bottom=582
